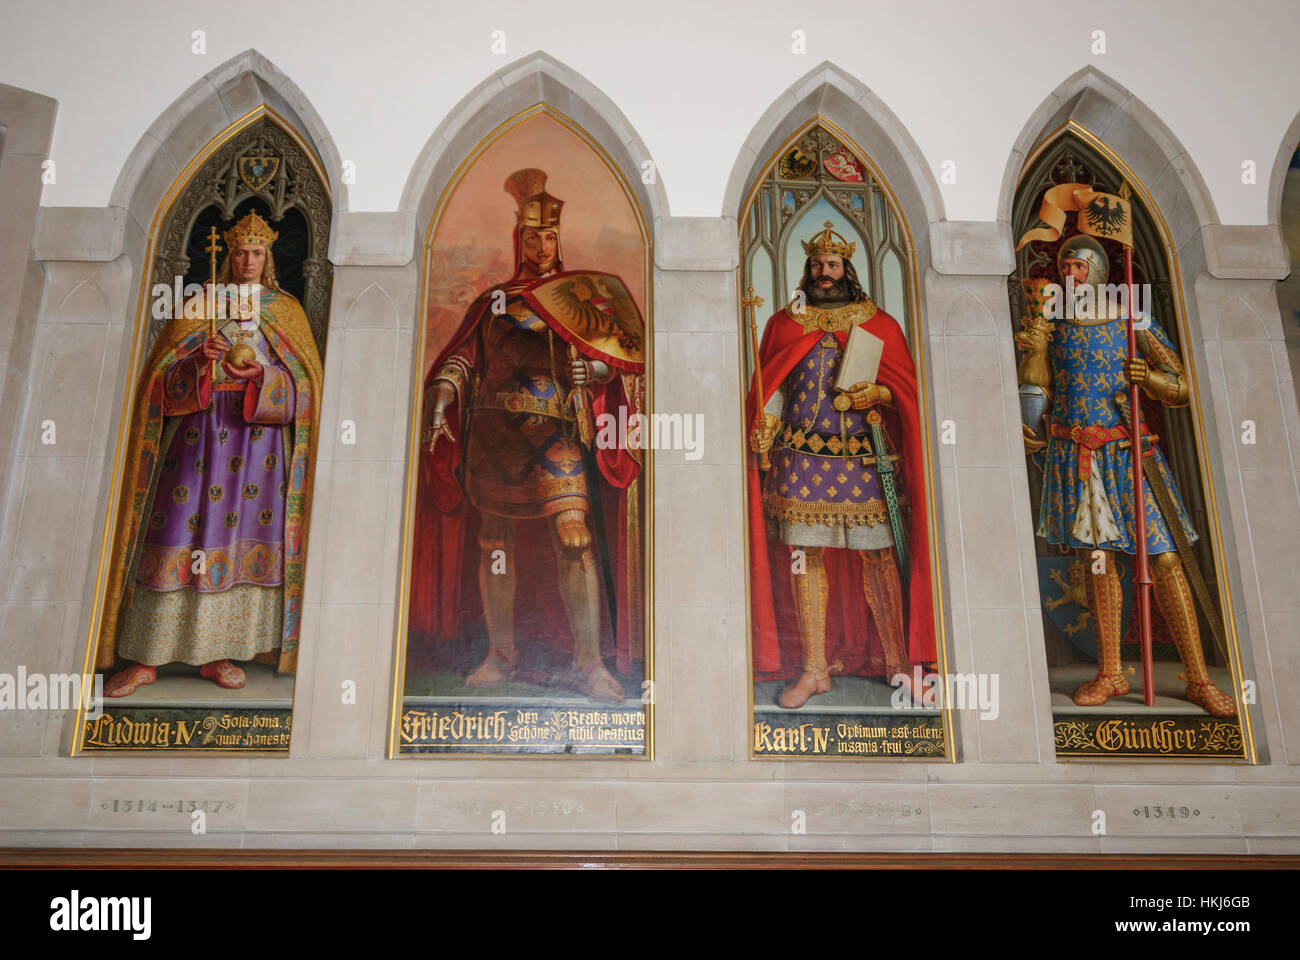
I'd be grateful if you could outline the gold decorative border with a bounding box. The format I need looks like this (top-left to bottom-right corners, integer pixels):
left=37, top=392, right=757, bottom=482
left=1019, top=120, right=1255, bottom=764
left=386, top=103, right=655, bottom=760
left=736, top=116, right=955, bottom=763
left=71, top=106, right=330, bottom=757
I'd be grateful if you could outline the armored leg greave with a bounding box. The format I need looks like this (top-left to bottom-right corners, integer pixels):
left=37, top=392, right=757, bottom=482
left=791, top=547, right=829, bottom=677
left=1073, top=553, right=1129, bottom=705
left=779, top=546, right=831, bottom=709
left=549, top=511, right=624, bottom=701
left=477, top=515, right=517, bottom=664
left=1151, top=553, right=1236, bottom=717
left=553, top=534, right=601, bottom=670
left=466, top=515, right=518, bottom=687
left=860, top=546, right=908, bottom=680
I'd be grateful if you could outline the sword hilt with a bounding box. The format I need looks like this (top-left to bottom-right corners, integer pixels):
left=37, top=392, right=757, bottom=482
left=1113, top=391, right=1157, bottom=451
left=867, top=410, right=893, bottom=474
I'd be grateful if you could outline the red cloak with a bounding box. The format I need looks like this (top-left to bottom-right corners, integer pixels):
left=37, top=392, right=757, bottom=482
left=746, top=303, right=936, bottom=679
left=409, top=276, right=644, bottom=675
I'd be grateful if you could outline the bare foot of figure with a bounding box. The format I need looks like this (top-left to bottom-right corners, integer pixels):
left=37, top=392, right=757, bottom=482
left=778, top=669, right=832, bottom=709
left=576, top=661, right=625, bottom=702
left=466, top=648, right=517, bottom=687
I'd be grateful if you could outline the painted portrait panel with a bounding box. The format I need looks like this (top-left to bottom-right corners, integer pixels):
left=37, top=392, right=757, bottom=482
left=393, top=107, right=652, bottom=757
left=1011, top=127, right=1251, bottom=759
left=78, top=112, right=332, bottom=753
left=739, top=121, right=949, bottom=760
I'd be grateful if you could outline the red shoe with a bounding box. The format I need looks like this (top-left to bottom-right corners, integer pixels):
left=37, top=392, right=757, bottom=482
left=199, top=660, right=246, bottom=689
left=104, top=663, right=156, bottom=698
left=1184, top=677, right=1236, bottom=718
left=1072, top=671, right=1129, bottom=707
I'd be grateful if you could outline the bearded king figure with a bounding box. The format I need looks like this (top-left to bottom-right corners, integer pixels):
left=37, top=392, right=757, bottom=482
left=747, top=222, right=935, bottom=709
left=1017, top=234, right=1235, bottom=716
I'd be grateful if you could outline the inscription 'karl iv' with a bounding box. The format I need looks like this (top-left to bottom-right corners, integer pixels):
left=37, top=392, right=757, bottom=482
left=753, top=722, right=830, bottom=754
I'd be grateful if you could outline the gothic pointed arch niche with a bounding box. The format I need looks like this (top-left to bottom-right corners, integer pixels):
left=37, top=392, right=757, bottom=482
left=75, top=65, right=335, bottom=755
left=736, top=115, right=951, bottom=761
left=390, top=95, right=653, bottom=758
left=1268, top=117, right=1300, bottom=403
left=1009, top=120, right=1252, bottom=760
left=399, top=51, right=668, bottom=266
left=740, top=123, right=913, bottom=333
left=147, top=109, right=334, bottom=355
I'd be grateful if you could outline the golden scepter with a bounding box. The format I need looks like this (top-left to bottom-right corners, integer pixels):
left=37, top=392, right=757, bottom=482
left=203, top=226, right=222, bottom=393
left=742, top=285, right=769, bottom=470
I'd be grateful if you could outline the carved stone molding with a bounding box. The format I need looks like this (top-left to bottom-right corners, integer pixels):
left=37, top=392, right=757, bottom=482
left=148, top=116, right=332, bottom=356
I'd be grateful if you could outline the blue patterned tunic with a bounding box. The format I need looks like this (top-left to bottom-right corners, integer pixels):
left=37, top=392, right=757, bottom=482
left=1038, top=312, right=1197, bottom=554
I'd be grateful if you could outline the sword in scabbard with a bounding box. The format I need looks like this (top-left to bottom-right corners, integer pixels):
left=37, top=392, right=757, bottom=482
left=867, top=408, right=908, bottom=584
left=567, top=343, right=618, bottom=639
left=1114, top=391, right=1228, bottom=662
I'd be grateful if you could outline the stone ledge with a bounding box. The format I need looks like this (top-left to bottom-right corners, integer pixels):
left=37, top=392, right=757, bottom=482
left=1203, top=224, right=1290, bottom=280
left=33, top=206, right=128, bottom=262
left=328, top=211, right=415, bottom=267
left=654, top=217, right=738, bottom=271
left=930, top=220, right=1015, bottom=276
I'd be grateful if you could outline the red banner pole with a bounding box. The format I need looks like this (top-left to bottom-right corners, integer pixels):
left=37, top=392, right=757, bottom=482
left=1126, top=245, right=1155, bottom=706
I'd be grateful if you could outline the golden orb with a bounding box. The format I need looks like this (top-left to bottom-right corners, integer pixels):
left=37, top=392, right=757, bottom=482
left=223, top=343, right=258, bottom=368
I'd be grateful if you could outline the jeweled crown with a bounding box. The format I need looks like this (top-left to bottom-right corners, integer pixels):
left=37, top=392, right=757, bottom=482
left=801, top=220, right=856, bottom=258
left=223, top=211, right=278, bottom=249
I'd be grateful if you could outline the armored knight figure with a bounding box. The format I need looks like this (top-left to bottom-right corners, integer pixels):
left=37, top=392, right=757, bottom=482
left=419, top=169, right=644, bottom=702
left=1017, top=234, right=1235, bottom=717
left=746, top=223, right=936, bottom=709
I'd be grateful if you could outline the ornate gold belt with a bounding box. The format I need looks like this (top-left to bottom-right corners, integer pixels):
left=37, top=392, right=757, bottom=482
left=778, top=424, right=897, bottom=461
left=473, top=389, right=570, bottom=420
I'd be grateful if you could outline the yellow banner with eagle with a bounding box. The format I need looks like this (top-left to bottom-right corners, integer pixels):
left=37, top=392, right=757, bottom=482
left=1015, top=182, right=1133, bottom=250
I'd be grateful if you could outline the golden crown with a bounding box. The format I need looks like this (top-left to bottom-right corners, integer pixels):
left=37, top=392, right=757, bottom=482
left=504, top=168, right=564, bottom=229
left=223, top=211, right=278, bottom=249
left=801, top=220, right=855, bottom=258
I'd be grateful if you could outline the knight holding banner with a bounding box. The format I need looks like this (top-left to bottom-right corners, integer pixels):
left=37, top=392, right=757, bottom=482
left=417, top=168, right=645, bottom=702
left=1015, top=184, right=1235, bottom=717
left=746, top=223, right=935, bottom=709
